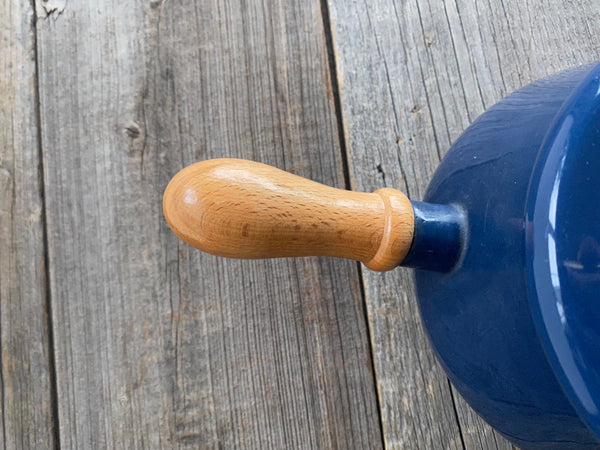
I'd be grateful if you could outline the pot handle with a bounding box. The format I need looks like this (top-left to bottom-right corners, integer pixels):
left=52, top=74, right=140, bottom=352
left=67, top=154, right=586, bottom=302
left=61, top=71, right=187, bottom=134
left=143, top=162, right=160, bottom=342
left=163, top=158, right=414, bottom=271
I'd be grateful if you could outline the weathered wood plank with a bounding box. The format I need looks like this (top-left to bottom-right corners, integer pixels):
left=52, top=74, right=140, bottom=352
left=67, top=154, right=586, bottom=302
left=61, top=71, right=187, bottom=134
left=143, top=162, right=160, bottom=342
left=36, top=0, right=381, bottom=448
left=325, top=1, right=467, bottom=448
left=0, top=1, right=56, bottom=448
left=327, top=0, right=600, bottom=448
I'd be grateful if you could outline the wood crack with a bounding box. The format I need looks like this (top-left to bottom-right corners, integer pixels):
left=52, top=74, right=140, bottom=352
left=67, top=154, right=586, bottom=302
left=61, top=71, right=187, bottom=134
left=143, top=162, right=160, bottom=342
left=31, top=0, right=61, bottom=448
left=321, top=1, right=386, bottom=449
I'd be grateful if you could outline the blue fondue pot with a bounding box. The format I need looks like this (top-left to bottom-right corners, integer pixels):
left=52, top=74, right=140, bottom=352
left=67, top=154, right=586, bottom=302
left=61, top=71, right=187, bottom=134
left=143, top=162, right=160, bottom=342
left=414, top=62, right=600, bottom=448
left=163, top=63, right=600, bottom=448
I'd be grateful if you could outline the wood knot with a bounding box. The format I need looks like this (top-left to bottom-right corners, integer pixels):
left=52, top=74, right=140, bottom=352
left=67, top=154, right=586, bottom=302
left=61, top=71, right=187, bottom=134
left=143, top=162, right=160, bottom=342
left=125, top=123, right=141, bottom=139
left=123, top=122, right=146, bottom=158
left=41, top=0, right=66, bottom=18
left=425, top=31, right=435, bottom=47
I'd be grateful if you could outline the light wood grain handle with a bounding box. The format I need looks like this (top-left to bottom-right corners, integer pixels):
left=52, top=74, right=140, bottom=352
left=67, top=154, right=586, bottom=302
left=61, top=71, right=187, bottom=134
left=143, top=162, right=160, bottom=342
left=163, top=159, right=414, bottom=271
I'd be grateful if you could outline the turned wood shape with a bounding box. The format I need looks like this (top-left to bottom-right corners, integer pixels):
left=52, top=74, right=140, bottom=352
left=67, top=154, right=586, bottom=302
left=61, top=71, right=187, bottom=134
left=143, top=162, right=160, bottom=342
left=163, top=159, right=414, bottom=271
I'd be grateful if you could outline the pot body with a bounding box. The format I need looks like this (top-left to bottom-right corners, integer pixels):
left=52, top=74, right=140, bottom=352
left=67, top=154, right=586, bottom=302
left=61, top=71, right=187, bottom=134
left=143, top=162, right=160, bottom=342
left=416, top=64, right=600, bottom=448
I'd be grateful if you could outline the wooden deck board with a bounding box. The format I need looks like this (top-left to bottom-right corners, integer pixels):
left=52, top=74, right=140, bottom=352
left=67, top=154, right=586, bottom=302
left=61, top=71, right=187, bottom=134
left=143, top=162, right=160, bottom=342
left=0, top=1, right=55, bottom=448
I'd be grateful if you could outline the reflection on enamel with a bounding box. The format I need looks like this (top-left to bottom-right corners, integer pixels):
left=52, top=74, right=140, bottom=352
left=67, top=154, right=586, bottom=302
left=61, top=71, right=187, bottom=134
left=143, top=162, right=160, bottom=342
left=563, top=260, right=585, bottom=270
left=547, top=233, right=563, bottom=325
left=547, top=152, right=564, bottom=322
left=539, top=118, right=599, bottom=417
left=556, top=300, right=566, bottom=326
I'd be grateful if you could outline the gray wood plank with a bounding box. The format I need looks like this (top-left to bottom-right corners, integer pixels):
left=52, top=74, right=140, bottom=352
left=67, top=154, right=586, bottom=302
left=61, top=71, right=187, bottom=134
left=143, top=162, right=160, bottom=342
left=327, top=0, right=600, bottom=448
left=0, top=1, right=56, bottom=449
left=35, top=0, right=382, bottom=448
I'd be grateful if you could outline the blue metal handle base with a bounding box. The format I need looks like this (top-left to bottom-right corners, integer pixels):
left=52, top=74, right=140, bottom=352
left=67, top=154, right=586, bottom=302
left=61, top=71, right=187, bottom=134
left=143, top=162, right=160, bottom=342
left=401, top=201, right=466, bottom=272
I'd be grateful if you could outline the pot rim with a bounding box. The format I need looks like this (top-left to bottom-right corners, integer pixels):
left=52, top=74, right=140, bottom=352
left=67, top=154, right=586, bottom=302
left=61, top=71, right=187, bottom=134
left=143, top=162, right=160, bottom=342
left=525, top=61, right=600, bottom=439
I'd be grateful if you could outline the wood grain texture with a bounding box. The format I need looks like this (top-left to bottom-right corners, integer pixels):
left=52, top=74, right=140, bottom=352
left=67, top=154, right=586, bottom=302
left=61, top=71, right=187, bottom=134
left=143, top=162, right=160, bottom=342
left=35, top=0, right=381, bottom=448
left=163, top=158, right=414, bottom=271
left=0, top=1, right=55, bottom=448
left=327, top=0, right=600, bottom=448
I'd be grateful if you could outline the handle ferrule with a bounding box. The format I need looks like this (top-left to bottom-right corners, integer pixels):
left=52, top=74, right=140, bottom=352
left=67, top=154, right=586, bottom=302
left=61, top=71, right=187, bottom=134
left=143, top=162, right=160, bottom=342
left=365, top=188, right=415, bottom=270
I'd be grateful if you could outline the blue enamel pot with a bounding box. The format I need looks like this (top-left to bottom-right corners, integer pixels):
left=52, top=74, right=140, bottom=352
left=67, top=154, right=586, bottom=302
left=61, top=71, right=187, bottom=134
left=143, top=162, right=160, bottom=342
left=414, top=62, right=600, bottom=448
left=163, top=63, right=600, bottom=448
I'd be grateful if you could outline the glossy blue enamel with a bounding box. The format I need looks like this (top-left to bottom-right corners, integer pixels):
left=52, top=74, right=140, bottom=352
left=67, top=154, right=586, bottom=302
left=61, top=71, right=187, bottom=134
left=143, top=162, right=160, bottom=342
left=413, top=63, right=600, bottom=448
left=526, top=66, right=600, bottom=440
left=402, top=201, right=466, bottom=272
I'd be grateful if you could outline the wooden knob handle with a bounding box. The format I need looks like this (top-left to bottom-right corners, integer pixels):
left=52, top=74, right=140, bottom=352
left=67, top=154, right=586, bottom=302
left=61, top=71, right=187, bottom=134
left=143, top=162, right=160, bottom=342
left=163, top=159, right=414, bottom=271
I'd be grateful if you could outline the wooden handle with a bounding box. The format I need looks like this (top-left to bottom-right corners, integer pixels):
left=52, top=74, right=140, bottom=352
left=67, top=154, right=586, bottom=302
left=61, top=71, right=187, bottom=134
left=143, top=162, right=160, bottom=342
left=163, top=159, right=414, bottom=271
